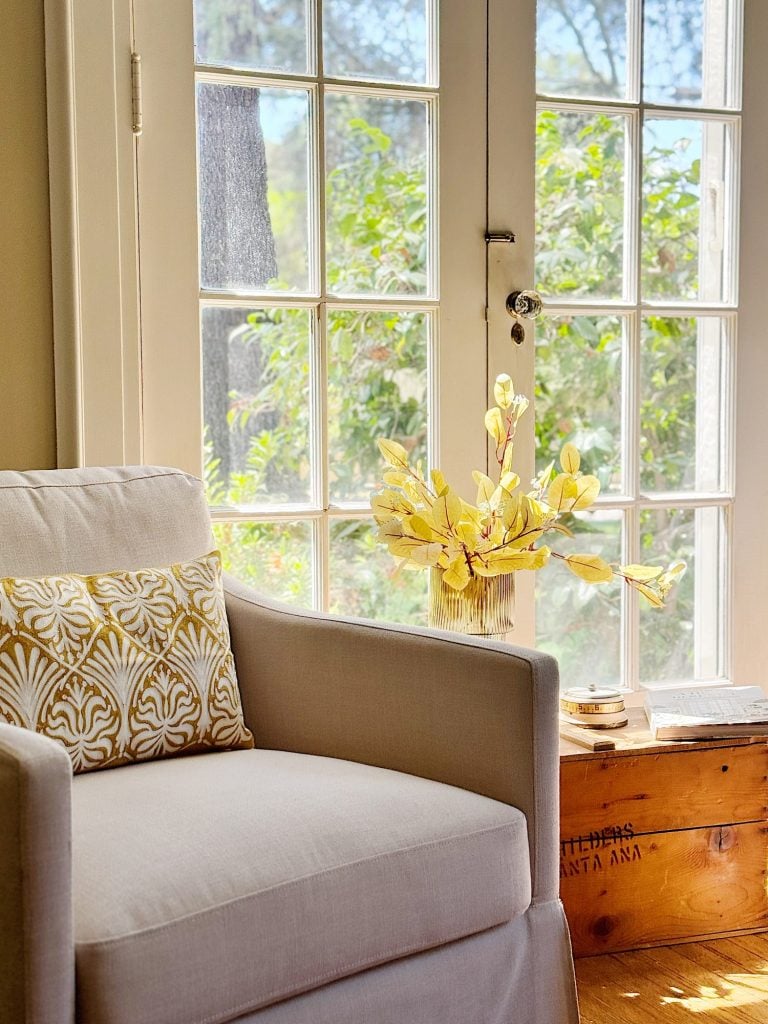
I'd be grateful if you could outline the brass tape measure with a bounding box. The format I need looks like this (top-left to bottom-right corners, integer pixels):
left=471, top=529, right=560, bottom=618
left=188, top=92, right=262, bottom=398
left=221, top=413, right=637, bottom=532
left=560, top=699, right=626, bottom=716
left=559, top=684, right=627, bottom=730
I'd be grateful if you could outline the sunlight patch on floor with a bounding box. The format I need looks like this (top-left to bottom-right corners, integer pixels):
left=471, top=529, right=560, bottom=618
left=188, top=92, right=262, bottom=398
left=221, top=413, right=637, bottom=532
left=655, top=969, right=768, bottom=1013
left=577, top=938, right=768, bottom=1023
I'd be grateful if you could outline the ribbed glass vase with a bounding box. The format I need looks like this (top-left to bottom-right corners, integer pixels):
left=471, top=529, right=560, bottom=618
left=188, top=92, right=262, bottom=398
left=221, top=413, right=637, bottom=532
left=428, top=567, right=515, bottom=640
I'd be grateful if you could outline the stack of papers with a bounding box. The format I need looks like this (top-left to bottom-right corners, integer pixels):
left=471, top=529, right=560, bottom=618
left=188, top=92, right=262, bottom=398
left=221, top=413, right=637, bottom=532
left=645, top=686, right=768, bottom=740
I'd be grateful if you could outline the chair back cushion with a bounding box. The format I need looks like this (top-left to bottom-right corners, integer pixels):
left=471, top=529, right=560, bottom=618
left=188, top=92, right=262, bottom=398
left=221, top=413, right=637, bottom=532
left=0, top=466, right=214, bottom=578
left=0, top=468, right=254, bottom=772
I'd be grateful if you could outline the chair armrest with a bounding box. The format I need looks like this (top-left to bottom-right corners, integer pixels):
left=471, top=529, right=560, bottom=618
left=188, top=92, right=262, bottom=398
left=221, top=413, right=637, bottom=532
left=0, top=724, right=74, bottom=1024
left=224, top=575, right=561, bottom=903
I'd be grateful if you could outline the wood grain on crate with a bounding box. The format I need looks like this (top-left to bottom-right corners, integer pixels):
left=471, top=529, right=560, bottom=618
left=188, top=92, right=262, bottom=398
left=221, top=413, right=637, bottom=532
left=561, top=743, right=768, bottom=838
left=561, top=820, right=768, bottom=957
left=576, top=934, right=768, bottom=1023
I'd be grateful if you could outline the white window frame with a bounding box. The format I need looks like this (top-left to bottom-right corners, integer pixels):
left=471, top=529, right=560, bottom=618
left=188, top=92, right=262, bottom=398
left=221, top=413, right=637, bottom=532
left=44, top=0, right=768, bottom=688
left=533, top=0, right=743, bottom=691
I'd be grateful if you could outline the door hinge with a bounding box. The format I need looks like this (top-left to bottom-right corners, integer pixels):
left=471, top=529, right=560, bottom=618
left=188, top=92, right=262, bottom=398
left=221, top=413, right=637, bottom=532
left=131, top=53, right=143, bottom=136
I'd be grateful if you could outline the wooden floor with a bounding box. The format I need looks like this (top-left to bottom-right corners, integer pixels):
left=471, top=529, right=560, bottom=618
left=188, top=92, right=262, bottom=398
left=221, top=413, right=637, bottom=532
left=576, top=935, right=768, bottom=1023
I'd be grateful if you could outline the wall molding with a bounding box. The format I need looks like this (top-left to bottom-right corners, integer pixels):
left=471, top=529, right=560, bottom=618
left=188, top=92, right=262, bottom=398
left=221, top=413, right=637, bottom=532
left=44, top=0, right=142, bottom=469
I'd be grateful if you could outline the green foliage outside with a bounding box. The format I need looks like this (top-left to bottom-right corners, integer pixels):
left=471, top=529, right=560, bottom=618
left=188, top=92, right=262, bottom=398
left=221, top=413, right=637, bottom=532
left=200, top=19, right=708, bottom=684
left=205, top=114, right=429, bottom=621
left=534, top=109, right=704, bottom=683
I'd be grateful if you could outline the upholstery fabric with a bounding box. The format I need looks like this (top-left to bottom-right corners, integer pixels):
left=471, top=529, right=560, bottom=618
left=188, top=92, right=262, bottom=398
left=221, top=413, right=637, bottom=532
left=0, top=466, right=578, bottom=1024
left=72, top=748, right=531, bottom=1024
left=0, top=466, right=213, bottom=578
left=224, top=573, right=561, bottom=904
left=238, top=904, right=580, bottom=1024
left=0, top=723, right=74, bottom=1024
left=0, top=551, right=253, bottom=773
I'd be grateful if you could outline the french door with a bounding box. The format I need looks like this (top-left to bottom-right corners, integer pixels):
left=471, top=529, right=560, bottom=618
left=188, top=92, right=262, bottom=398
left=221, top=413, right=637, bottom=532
left=60, top=0, right=750, bottom=692
left=134, top=0, right=536, bottom=630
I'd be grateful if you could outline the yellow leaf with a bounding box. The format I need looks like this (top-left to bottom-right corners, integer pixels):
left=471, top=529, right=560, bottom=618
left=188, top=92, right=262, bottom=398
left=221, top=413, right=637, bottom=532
left=383, top=470, right=407, bottom=487
left=408, top=515, right=436, bottom=541
left=460, top=500, right=483, bottom=527
left=507, top=529, right=545, bottom=549
left=501, top=442, right=516, bottom=475
left=658, top=561, right=686, bottom=596
left=547, top=521, right=575, bottom=538
left=564, top=554, right=613, bottom=584
left=572, top=475, right=600, bottom=511
left=432, top=489, right=464, bottom=536
left=546, top=474, right=578, bottom=513
left=456, top=521, right=480, bottom=547
left=442, top=556, right=471, bottom=591
left=389, top=536, right=442, bottom=565
left=412, top=478, right=437, bottom=507
left=473, top=470, right=496, bottom=507
left=477, top=546, right=551, bottom=575
left=484, top=407, right=506, bottom=445
left=410, top=543, right=444, bottom=567
left=493, top=373, right=515, bottom=409
left=633, top=582, right=665, bottom=608
left=619, top=563, right=663, bottom=583
left=371, top=490, right=415, bottom=520
left=501, top=492, right=521, bottom=531
left=430, top=468, right=447, bottom=494
left=533, top=460, right=555, bottom=495
left=377, top=438, right=409, bottom=468
left=402, top=479, right=421, bottom=503
left=513, top=395, right=529, bottom=420
left=500, top=472, right=520, bottom=493
left=504, top=494, right=550, bottom=543
left=560, top=442, right=581, bottom=475
left=486, top=518, right=505, bottom=546
left=376, top=519, right=403, bottom=542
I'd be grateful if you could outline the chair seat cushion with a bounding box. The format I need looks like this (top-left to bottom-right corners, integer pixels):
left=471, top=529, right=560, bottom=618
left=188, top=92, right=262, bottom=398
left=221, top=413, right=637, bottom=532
left=72, top=749, right=531, bottom=1024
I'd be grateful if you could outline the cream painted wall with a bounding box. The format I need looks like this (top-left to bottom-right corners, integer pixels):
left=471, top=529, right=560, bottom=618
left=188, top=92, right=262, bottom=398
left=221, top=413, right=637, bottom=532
left=0, top=0, right=56, bottom=469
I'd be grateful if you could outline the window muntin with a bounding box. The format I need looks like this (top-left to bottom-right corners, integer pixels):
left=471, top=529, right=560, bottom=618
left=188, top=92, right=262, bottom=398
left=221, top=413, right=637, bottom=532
left=534, top=0, right=741, bottom=690
left=195, top=0, right=438, bottom=622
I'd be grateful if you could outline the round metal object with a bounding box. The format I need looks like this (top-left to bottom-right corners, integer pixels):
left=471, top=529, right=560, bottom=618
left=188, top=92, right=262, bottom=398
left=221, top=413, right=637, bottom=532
left=562, top=685, right=623, bottom=704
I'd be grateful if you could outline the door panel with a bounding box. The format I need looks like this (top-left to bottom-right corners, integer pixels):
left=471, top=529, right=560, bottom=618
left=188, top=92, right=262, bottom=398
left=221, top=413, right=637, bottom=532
left=133, top=0, right=499, bottom=621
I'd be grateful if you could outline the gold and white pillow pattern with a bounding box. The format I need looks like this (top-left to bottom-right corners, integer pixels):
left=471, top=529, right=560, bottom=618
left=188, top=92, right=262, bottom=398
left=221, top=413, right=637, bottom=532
left=0, top=551, right=253, bottom=773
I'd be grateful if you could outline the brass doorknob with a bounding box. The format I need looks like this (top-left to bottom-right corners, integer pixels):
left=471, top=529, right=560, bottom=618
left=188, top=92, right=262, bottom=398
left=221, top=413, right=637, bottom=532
left=505, top=289, right=543, bottom=320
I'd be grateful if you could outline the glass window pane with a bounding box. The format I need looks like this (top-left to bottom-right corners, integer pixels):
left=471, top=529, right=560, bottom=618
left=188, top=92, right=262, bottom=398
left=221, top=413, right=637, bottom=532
left=323, top=0, right=430, bottom=85
left=213, top=520, right=314, bottom=607
left=535, top=314, right=625, bottom=493
left=325, top=93, right=429, bottom=296
left=643, top=0, right=736, bottom=108
left=640, top=316, right=726, bottom=493
left=642, top=118, right=731, bottom=303
left=197, top=83, right=311, bottom=292
left=536, top=110, right=627, bottom=299
left=202, top=307, right=313, bottom=507
left=194, top=0, right=310, bottom=75
left=537, top=0, right=627, bottom=100
left=536, top=511, right=623, bottom=689
left=640, top=507, right=722, bottom=683
left=329, top=518, right=427, bottom=625
left=327, top=309, right=429, bottom=503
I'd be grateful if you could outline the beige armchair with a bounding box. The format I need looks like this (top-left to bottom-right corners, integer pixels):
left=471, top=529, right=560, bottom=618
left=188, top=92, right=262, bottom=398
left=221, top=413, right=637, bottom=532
left=0, top=466, right=579, bottom=1024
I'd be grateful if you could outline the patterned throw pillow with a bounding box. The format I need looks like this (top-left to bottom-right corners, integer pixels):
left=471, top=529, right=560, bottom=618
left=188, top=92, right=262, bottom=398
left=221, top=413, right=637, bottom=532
left=0, top=551, right=253, bottom=772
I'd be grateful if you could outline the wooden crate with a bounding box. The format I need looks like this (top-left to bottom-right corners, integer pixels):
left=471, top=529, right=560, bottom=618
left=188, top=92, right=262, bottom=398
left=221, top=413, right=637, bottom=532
left=559, top=710, right=768, bottom=957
